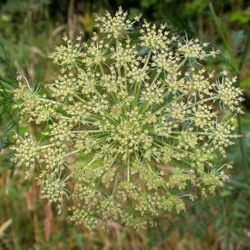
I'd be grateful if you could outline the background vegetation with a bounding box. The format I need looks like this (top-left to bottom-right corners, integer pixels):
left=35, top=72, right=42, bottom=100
left=0, top=0, right=250, bottom=249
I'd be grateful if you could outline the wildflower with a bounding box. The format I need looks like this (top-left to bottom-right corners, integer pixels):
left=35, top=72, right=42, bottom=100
left=177, top=38, right=219, bottom=60
left=13, top=8, right=243, bottom=230
left=216, top=76, right=244, bottom=113
left=139, top=21, right=171, bottom=50
left=50, top=35, right=81, bottom=72
left=95, top=7, right=141, bottom=39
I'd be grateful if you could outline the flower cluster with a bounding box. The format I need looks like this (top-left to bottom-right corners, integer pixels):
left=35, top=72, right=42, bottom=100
left=12, top=8, right=243, bottom=230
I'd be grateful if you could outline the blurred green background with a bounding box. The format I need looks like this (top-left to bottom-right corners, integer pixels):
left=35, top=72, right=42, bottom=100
left=0, top=0, right=250, bottom=249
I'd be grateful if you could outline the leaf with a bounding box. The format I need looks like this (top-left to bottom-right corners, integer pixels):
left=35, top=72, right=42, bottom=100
left=0, top=219, right=12, bottom=237
left=141, top=0, right=158, bottom=9
left=74, top=231, right=84, bottom=250
left=240, top=77, right=250, bottom=88
left=0, top=40, right=7, bottom=60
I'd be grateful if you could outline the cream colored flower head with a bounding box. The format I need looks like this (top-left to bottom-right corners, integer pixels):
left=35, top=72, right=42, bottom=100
left=12, top=8, right=243, bottom=230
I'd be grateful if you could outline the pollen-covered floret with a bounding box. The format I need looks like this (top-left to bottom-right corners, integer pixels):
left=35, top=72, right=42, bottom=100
left=139, top=21, right=171, bottom=50
left=39, top=172, right=68, bottom=214
left=11, top=134, right=40, bottom=178
left=13, top=8, right=243, bottom=230
left=177, top=38, right=220, bottom=60
left=216, top=76, right=244, bottom=113
left=50, top=35, right=81, bottom=72
left=95, top=7, right=141, bottom=39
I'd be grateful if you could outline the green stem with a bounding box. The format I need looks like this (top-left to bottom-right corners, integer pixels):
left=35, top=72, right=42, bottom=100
left=209, top=3, right=239, bottom=72
left=65, top=149, right=80, bottom=157
left=237, top=88, right=248, bottom=177
left=111, top=167, right=120, bottom=197
left=236, top=28, right=250, bottom=177
left=143, top=50, right=152, bottom=69
left=127, top=153, right=130, bottom=182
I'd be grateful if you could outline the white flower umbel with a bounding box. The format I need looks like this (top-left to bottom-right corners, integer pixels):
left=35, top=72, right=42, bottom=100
left=12, top=8, right=243, bottom=230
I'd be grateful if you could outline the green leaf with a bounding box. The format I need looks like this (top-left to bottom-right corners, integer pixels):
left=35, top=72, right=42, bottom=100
left=141, top=0, right=158, bottom=9
left=240, top=77, right=250, bottom=88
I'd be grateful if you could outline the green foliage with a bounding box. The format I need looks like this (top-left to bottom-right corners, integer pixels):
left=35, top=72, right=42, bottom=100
left=229, top=6, right=250, bottom=24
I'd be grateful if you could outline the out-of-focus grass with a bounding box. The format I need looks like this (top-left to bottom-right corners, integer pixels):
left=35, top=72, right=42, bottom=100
left=0, top=0, right=250, bottom=249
